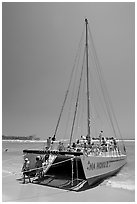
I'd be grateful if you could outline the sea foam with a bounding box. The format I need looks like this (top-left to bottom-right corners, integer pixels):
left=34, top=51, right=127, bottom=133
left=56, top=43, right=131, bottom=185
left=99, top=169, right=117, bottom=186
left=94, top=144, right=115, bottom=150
left=105, top=180, right=135, bottom=191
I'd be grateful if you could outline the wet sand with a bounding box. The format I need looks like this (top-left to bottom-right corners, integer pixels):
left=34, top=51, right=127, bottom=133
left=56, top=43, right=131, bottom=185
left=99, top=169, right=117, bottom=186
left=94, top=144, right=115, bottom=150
left=2, top=172, right=135, bottom=202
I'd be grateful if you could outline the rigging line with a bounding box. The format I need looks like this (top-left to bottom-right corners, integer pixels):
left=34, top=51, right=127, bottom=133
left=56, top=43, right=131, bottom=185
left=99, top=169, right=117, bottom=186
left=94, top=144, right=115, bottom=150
left=88, top=26, right=122, bottom=135
left=88, top=25, right=117, bottom=138
left=74, top=65, right=86, bottom=138
left=88, top=46, right=113, bottom=132
left=52, top=25, right=85, bottom=140
left=69, top=48, right=86, bottom=146
left=63, top=31, right=85, bottom=140
left=80, top=67, right=86, bottom=136
left=77, top=66, right=85, bottom=138
left=88, top=63, right=104, bottom=137
left=74, top=65, right=86, bottom=137
left=88, top=25, right=126, bottom=152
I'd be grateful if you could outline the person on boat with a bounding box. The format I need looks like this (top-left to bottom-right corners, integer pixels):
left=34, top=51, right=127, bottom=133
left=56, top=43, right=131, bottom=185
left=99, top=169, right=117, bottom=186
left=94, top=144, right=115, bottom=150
left=72, top=142, right=76, bottom=151
left=22, top=158, right=31, bottom=184
left=80, top=135, right=86, bottom=147
left=101, top=137, right=108, bottom=154
left=76, top=139, right=80, bottom=144
left=47, top=137, right=51, bottom=150
left=44, top=153, right=50, bottom=162
left=67, top=144, right=71, bottom=152
left=58, top=141, right=65, bottom=151
left=76, top=139, right=81, bottom=152
left=42, top=154, right=49, bottom=174
left=86, top=134, right=91, bottom=145
left=112, top=137, right=119, bottom=155
left=99, top=130, right=103, bottom=143
left=106, top=138, right=111, bottom=152
left=52, top=135, right=56, bottom=141
left=83, top=142, right=87, bottom=152
left=35, top=156, right=43, bottom=182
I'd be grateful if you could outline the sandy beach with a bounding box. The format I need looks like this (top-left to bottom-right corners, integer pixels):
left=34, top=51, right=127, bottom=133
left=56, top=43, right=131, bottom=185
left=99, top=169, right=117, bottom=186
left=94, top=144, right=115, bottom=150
left=2, top=171, right=135, bottom=202
left=2, top=140, right=135, bottom=202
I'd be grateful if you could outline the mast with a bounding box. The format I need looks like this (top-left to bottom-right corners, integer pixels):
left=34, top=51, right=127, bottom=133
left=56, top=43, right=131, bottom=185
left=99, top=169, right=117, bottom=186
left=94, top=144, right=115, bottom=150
left=85, top=18, right=91, bottom=144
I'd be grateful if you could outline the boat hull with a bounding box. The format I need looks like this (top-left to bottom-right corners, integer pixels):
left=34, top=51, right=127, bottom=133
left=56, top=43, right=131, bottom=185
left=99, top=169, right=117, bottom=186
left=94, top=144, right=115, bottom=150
left=23, top=149, right=127, bottom=188
left=80, top=154, right=127, bottom=185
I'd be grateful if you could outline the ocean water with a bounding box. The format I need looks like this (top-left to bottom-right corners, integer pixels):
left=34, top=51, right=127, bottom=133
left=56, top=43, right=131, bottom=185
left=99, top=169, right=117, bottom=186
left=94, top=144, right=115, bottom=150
left=101, top=140, right=135, bottom=191
left=2, top=140, right=135, bottom=192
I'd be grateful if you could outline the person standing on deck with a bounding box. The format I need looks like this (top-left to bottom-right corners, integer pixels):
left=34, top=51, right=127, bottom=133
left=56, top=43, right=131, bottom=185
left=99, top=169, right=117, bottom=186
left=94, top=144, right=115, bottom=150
left=99, top=130, right=103, bottom=143
left=47, top=137, right=51, bottom=150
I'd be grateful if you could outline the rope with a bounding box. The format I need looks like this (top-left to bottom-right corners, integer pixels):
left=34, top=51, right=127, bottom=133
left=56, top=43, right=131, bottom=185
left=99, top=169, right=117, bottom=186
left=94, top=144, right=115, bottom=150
left=22, top=157, right=73, bottom=174
left=88, top=25, right=126, bottom=153
left=89, top=46, right=113, bottom=133
left=53, top=25, right=85, bottom=140
left=69, top=48, right=86, bottom=146
left=63, top=29, right=85, bottom=141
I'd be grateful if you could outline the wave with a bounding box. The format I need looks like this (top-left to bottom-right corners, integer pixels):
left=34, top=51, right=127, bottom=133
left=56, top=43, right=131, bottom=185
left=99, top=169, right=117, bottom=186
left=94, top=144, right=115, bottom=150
left=123, top=140, right=135, bottom=142
left=105, top=180, right=135, bottom=191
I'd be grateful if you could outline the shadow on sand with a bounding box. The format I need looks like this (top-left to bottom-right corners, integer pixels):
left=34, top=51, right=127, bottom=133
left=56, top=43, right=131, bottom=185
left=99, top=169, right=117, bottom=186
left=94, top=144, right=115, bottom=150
left=31, top=175, right=106, bottom=192
left=17, top=169, right=120, bottom=192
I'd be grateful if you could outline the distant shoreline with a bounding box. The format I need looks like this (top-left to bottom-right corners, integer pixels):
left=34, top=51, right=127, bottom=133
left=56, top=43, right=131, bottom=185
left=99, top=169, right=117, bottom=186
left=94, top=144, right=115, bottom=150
left=2, top=139, right=46, bottom=143
left=2, top=135, right=40, bottom=141
left=2, top=139, right=135, bottom=142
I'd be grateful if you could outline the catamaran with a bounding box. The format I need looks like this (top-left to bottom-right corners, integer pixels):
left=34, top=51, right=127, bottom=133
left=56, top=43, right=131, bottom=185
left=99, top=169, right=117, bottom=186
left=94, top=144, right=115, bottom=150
left=23, top=19, right=127, bottom=191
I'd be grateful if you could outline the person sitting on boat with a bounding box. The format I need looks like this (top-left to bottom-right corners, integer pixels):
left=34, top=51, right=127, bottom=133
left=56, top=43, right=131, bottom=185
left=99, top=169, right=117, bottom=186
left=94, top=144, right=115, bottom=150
left=76, top=139, right=81, bottom=152
left=58, top=141, right=65, bottom=151
left=89, top=142, right=98, bottom=155
left=22, top=158, right=31, bottom=184
left=101, top=137, right=107, bottom=153
left=83, top=142, right=88, bottom=153
left=67, top=144, right=71, bottom=152
left=35, top=156, right=43, bottom=182
left=106, top=138, right=111, bottom=152
left=80, top=135, right=86, bottom=147
left=86, top=134, right=91, bottom=145
left=72, top=142, right=76, bottom=151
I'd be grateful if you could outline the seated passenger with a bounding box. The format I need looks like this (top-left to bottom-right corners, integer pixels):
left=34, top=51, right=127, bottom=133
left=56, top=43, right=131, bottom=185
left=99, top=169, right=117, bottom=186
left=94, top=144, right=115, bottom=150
left=58, top=142, right=65, bottom=151
left=72, top=142, right=76, bottom=150
left=35, top=156, right=43, bottom=182
left=66, top=144, right=70, bottom=151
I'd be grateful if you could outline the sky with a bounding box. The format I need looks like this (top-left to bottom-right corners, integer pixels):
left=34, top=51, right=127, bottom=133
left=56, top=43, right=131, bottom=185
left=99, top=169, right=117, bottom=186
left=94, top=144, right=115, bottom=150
left=2, top=2, right=135, bottom=139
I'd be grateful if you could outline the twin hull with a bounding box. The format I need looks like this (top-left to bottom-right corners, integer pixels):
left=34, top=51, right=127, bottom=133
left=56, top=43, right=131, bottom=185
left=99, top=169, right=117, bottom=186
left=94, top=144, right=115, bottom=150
left=23, top=150, right=127, bottom=186
left=80, top=154, right=127, bottom=185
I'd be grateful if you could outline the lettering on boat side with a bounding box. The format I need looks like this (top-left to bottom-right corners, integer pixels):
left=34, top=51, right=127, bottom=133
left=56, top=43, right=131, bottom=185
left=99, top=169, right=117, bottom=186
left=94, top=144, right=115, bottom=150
left=87, top=161, right=110, bottom=171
